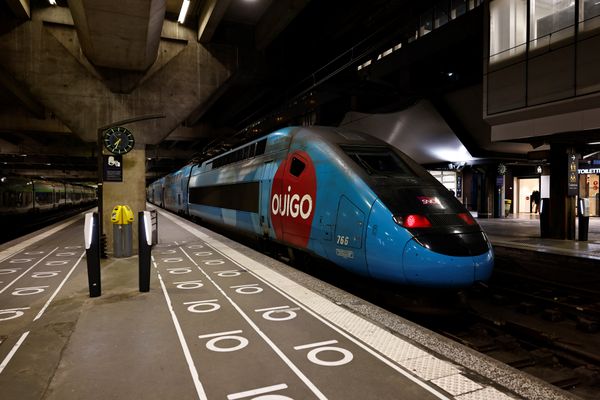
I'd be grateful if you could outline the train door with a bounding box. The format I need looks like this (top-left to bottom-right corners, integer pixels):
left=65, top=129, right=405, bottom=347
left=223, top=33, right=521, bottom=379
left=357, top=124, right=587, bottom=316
left=259, top=161, right=277, bottom=237
left=279, top=152, right=314, bottom=246
left=334, top=196, right=367, bottom=274
left=268, top=150, right=318, bottom=249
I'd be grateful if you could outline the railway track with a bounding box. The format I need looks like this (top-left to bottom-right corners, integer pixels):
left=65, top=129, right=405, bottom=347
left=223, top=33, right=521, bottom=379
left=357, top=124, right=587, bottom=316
left=0, top=205, right=95, bottom=245
left=419, top=266, right=600, bottom=400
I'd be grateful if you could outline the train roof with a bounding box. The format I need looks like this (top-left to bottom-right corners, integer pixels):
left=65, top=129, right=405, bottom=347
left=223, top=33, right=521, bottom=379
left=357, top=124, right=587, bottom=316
left=148, top=126, right=405, bottom=186
left=294, top=126, right=389, bottom=147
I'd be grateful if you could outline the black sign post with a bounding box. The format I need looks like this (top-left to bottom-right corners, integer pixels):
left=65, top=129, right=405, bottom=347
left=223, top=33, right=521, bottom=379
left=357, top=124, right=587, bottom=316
left=84, top=212, right=101, bottom=297
left=138, top=211, right=153, bottom=292
left=568, top=153, right=579, bottom=196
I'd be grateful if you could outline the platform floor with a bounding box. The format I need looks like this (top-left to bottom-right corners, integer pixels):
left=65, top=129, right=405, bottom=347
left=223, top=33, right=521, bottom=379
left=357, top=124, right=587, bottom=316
left=0, top=209, right=580, bottom=400
left=478, top=214, right=600, bottom=260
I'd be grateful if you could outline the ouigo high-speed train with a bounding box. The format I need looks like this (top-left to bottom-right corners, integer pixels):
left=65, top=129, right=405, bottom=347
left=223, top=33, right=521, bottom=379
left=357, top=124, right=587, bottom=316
left=148, top=126, right=493, bottom=288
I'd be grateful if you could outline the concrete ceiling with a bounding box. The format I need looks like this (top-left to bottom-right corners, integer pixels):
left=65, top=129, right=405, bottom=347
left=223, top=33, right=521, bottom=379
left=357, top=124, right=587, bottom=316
left=0, top=0, right=312, bottom=181
left=0, top=0, right=550, bottom=183
left=68, top=0, right=166, bottom=71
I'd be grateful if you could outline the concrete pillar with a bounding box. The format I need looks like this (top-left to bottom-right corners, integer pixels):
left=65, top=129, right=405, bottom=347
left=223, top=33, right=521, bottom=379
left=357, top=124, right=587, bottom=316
left=549, top=145, right=577, bottom=240
left=103, top=147, right=146, bottom=255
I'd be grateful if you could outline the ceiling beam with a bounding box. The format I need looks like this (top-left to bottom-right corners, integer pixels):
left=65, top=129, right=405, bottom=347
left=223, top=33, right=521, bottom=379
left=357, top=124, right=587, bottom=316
left=197, top=0, right=232, bottom=43
left=164, top=123, right=220, bottom=141
left=5, top=0, right=30, bottom=19
left=68, top=0, right=166, bottom=70
left=255, top=0, right=311, bottom=50
left=0, top=66, right=45, bottom=119
left=185, top=73, right=239, bottom=126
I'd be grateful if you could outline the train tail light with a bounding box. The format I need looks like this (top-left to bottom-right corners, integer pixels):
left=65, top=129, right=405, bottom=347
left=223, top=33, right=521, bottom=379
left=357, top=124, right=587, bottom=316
left=457, top=212, right=476, bottom=225
left=393, top=214, right=432, bottom=228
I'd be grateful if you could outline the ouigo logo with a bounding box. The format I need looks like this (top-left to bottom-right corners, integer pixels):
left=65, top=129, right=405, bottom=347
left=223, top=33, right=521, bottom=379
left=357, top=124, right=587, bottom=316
left=270, top=151, right=316, bottom=247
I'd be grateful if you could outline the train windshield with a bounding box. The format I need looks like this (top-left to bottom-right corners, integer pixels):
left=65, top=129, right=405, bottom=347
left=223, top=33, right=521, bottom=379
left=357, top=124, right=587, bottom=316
left=341, top=146, right=414, bottom=176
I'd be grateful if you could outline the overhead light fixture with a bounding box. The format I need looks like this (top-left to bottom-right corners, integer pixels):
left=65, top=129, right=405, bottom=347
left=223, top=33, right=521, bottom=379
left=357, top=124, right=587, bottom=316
left=178, top=0, right=190, bottom=24
left=48, top=0, right=57, bottom=5
left=588, top=141, right=600, bottom=145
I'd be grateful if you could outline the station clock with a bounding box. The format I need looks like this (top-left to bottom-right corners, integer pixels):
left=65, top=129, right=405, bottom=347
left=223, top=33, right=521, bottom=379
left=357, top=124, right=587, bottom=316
left=103, top=126, right=135, bottom=155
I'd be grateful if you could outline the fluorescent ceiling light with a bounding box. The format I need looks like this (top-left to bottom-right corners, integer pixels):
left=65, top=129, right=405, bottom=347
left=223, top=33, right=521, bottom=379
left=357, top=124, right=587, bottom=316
left=178, top=0, right=190, bottom=24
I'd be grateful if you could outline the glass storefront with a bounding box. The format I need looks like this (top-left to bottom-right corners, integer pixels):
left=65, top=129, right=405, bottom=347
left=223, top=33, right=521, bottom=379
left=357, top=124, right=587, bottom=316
left=515, top=177, right=540, bottom=213
left=579, top=173, right=600, bottom=217
left=429, top=170, right=458, bottom=197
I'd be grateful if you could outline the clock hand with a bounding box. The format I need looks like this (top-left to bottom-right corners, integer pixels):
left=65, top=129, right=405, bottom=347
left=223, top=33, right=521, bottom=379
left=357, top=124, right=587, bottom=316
left=114, top=138, right=122, bottom=147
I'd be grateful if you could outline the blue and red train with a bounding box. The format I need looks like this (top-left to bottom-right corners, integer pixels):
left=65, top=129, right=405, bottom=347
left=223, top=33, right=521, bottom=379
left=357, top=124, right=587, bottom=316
left=148, top=126, right=493, bottom=288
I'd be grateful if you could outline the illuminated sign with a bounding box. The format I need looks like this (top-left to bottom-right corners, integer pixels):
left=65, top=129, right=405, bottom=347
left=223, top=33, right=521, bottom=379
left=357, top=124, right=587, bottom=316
left=567, top=153, right=578, bottom=196
left=577, top=168, right=600, bottom=174
left=103, top=155, right=123, bottom=182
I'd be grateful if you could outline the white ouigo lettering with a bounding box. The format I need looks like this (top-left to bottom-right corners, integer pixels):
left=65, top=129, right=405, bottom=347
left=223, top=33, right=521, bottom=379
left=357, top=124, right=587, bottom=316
left=272, top=185, right=313, bottom=220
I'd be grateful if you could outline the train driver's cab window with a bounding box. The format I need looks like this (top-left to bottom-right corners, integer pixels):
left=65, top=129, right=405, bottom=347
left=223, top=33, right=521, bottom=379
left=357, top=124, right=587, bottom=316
left=289, top=157, right=306, bottom=177
left=342, top=146, right=414, bottom=176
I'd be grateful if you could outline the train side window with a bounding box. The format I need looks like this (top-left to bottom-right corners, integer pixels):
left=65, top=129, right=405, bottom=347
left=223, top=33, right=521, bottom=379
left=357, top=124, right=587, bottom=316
left=289, top=157, right=305, bottom=177
left=341, top=146, right=414, bottom=176
left=256, top=139, right=267, bottom=156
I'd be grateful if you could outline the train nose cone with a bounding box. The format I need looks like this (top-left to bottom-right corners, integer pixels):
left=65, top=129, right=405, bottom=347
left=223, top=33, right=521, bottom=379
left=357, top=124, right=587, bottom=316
left=402, top=233, right=494, bottom=288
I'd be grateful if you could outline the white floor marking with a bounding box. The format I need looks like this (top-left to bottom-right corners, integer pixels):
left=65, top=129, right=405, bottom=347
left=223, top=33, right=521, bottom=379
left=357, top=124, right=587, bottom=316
left=0, top=247, right=59, bottom=294
left=227, top=383, right=288, bottom=400
left=156, top=265, right=208, bottom=400
left=200, top=242, right=453, bottom=400
left=0, top=331, right=30, bottom=375
left=180, top=246, right=328, bottom=400
left=33, top=251, right=85, bottom=321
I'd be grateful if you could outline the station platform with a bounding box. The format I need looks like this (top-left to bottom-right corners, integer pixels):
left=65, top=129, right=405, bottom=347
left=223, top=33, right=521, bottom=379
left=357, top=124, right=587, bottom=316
left=478, top=214, right=600, bottom=261
left=0, top=208, right=577, bottom=400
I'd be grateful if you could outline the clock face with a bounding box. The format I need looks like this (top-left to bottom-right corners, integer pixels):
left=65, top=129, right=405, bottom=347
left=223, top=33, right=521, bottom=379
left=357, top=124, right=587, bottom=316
left=103, top=126, right=135, bottom=155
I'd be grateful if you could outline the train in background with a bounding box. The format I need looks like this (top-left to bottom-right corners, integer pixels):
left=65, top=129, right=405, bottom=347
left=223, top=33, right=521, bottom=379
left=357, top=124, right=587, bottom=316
left=148, top=126, right=493, bottom=288
left=0, top=176, right=96, bottom=217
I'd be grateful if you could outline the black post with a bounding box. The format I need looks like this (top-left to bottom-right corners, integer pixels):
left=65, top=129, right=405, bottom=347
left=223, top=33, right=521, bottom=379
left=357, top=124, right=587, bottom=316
left=578, top=198, right=589, bottom=242
left=84, top=212, right=101, bottom=297
left=539, top=198, right=550, bottom=238
left=139, top=211, right=152, bottom=292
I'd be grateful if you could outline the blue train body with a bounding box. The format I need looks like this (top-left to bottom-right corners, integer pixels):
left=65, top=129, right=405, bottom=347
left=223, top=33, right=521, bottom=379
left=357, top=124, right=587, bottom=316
left=148, top=126, right=493, bottom=288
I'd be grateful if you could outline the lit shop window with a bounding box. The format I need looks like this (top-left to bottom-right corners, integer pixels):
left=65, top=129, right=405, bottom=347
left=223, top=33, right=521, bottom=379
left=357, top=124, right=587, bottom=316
left=529, top=0, right=575, bottom=53
left=489, top=0, right=527, bottom=65
left=579, top=0, right=600, bottom=34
